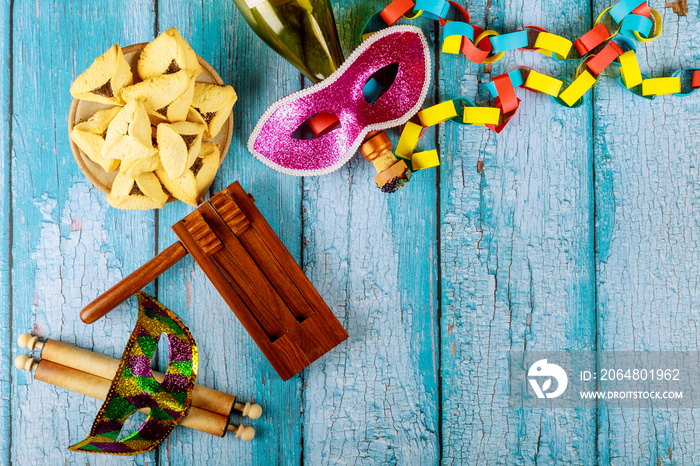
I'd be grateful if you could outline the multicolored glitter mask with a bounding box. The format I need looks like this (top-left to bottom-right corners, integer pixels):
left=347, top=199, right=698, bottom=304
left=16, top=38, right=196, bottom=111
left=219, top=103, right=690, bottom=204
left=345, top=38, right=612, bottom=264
left=70, top=292, right=198, bottom=455
left=248, top=25, right=431, bottom=176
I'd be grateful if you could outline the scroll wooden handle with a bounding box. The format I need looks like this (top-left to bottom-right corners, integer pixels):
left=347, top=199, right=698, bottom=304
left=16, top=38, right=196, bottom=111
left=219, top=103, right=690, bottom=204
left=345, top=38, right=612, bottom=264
left=80, top=241, right=188, bottom=324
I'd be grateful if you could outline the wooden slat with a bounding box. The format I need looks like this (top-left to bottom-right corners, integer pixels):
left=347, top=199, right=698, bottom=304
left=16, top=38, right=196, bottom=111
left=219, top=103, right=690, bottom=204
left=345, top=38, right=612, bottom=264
left=10, top=1, right=158, bottom=464
left=266, top=334, right=311, bottom=382
left=0, top=0, right=10, bottom=462
left=210, top=190, right=250, bottom=235
left=592, top=1, right=700, bottom=463
left=211, top=189, right=315, bottom=321
left=183, top=211, right=223, bottom=256
left=290, top=310, right=347, bottom=362
left=438, top=1, right=596, bottom=463
left=227, top=184, right=349, bottom=355
left=154, top=1, right=306, bottom=461
left=300, top=3, right=440, bottom=463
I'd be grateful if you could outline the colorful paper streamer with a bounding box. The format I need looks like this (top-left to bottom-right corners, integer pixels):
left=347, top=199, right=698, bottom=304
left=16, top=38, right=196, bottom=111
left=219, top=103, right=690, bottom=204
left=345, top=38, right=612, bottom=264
left=365, top=0, right=691, bottom=172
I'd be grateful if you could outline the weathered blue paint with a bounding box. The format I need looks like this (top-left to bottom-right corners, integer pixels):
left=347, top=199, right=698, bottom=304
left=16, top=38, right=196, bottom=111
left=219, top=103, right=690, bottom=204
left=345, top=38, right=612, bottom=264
left=9, top=1, right=157, bottom=464
left=155, top=1, right=304, bottom=463
left=593, top=2, right=700, bottom=464
left=301, top=4, right=439, bottom=464
left=439, top=0, right=597, bottom=463
left=0, top=1, right=10, bottom=464
left=2, top=0, right=700, bottom=464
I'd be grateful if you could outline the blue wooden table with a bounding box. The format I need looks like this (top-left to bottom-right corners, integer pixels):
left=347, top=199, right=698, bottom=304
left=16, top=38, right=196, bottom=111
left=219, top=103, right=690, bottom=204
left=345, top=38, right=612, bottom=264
left=2, top=0, right=699, bottom=464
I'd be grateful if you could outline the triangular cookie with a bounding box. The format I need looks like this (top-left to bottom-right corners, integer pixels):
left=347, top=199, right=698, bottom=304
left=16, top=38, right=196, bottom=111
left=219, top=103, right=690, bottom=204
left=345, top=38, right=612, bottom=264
left=137, top=28, right=202, bottom=81
left=189, top=83, right=237, bottom=139
left=119, top=70, right=192, bottom=121
left=107, top=171, right=169, bottom=210
left=155, top=142, right=220, bottom=206
left=102, top=100, right=159, bottom=177
left=71, top=107, right=122, bottom=172
left=152, top=77, right=195, bottom=123
left=156, top=121, right=206, bottom=179
left=70, top=45, right=133, bottom=105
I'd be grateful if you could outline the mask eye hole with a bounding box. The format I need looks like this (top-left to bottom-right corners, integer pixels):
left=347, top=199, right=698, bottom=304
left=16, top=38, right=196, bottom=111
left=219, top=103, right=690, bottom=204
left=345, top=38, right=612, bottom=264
left=289, top=63, right=400, bottom=140
left=363, top=62, right=399, bottom=105
left=154, top=332, right=170, bottom=373
left=115, top=411, right=149, bottom=442
left=291, top=113, right=341, bottom=140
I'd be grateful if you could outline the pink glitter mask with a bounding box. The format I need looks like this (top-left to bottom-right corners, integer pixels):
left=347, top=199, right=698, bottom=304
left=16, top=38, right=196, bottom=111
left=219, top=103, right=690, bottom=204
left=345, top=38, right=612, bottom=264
left=248, top=26, right=431, bottom=176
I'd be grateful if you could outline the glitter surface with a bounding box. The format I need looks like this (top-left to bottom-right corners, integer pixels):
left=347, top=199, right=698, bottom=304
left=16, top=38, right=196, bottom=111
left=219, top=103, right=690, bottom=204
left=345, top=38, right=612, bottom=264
left=249, top=26, right=431, bottom=176
left=69, top=292, right=198, bottom=456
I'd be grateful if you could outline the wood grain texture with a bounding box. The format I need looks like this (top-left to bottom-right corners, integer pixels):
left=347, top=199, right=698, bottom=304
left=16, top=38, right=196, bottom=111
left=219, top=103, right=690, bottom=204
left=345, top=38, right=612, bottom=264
left=592, top=1, right=700, bottom=464
left=155, top=1, right=304, bottom=463
left=301, top=3, right=440, bottom=464
left=10, top=1, right=158, bottom=464
left=3, top=0, right=700, bottom=464
left=439, top=0, right=597, bottom=463
left=0, top=1, right=9, bottom=464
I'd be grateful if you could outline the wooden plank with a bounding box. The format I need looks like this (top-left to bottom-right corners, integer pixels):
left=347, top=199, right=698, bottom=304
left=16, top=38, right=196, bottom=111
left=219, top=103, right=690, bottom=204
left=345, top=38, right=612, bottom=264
left=0, top=0, right=10, bottom=463
left=302, top=2, right=440, bottom=463
left=439, top=1, right=597, bottom=463
left=154, top=1, right=304, bottom=463
left=10, top=1, right=157, bottom=464
left=592, top=1, right=700, bottom=463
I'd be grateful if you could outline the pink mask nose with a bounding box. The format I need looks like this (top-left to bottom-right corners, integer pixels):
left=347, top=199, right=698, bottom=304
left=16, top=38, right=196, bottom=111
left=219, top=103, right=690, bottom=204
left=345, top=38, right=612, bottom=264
left=248, top=25, right=431, bottom=176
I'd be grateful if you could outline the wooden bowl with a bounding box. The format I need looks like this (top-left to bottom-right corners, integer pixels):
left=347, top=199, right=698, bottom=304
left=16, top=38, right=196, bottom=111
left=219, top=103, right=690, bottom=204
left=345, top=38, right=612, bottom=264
left=67, top=43, right=234, bottom=201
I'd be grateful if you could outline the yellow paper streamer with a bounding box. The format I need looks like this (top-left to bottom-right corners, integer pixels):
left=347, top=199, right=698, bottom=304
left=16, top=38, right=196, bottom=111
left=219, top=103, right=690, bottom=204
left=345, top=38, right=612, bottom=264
left=463, top=107, right=501, bottom=126
left=441, top=21, right=465, bottom=55
left=642, top=77, right=681, bottom=96
left=524, top=71, right=564, bottom=97
left=395, top=122, right=423, bottom=159
left=534, top=32, right=573, bottom=60
left=559, top=71, right=597, bottom=107
left=412, top=150, right=440, bottom=170
left=417, top=100, right=458, bottom=127
left=403, top=9, right=423, bottom=19
left=618, top=50, right=643, bottom=89
left=442, top=34, right=463, bottom=54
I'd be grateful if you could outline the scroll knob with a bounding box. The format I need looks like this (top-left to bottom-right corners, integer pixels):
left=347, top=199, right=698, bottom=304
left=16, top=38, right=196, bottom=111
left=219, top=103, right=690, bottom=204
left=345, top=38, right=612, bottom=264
left=17, top=333, right=42, bottom=351
left=228, top=424, right=255, bottom=441
left=14, top=355, right=37, bottom=372
left=236, top=402, right=263, bottom=420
